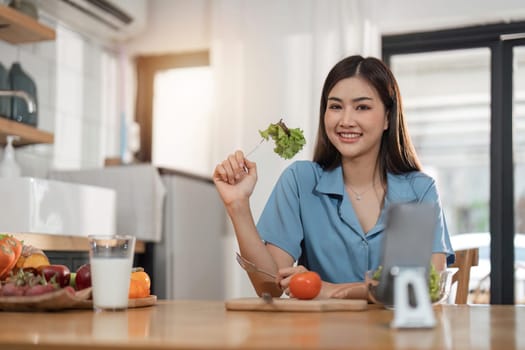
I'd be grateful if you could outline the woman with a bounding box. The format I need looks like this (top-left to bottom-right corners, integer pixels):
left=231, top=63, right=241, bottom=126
left=213, top=55, right=454, bottom=299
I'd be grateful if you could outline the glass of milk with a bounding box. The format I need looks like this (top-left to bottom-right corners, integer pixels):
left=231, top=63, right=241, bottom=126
left=88, top=235, right=136, bottom=311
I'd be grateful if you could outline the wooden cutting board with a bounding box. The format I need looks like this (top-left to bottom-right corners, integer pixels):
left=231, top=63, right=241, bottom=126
left=128, top=295, right=157, bottom=308
left=225, top=297, right=367, bottom=312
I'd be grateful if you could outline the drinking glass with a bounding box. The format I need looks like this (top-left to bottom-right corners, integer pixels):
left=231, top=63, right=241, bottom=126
left=88, top=235, right=136, bottom=311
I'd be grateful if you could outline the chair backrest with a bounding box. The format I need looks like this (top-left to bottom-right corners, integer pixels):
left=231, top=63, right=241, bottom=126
left=450, top=248, right=479, bottom=304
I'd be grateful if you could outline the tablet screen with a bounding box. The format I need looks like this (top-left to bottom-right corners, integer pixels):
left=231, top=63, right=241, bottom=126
left=374, top=203, right=437, bottom=305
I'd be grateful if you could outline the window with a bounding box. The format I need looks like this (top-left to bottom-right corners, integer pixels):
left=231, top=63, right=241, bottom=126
left=134, top=51, right=209, bottom=167
left=383, top=22, right=525, bottom=304
left=152, top=66, right=213, bottom=176
left=390, top=49, right=491, bottom=235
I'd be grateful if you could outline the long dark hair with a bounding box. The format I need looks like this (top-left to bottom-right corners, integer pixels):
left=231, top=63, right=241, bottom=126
left=312, top=55, right=421, bottom=180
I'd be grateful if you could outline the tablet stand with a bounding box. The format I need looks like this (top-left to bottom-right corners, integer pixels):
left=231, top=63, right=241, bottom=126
left=390, top=266, right=436, bottom=329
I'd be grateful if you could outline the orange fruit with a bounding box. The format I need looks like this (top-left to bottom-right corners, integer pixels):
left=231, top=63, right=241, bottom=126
left=129, top=269, right=151, bottom=299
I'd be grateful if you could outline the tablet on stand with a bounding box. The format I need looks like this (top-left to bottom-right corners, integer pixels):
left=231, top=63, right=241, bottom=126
left=375, top=203, right=437, bottom=329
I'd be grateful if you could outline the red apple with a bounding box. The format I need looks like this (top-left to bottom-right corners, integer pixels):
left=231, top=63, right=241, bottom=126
left=37, top=264, right=71, bottom=288
left=75, top=264, right=91, bottom=290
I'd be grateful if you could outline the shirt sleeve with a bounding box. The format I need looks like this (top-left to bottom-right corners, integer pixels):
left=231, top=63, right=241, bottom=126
left=415, top=175, right=456, bottom=265
left=256, top=163, right=304, bottom=261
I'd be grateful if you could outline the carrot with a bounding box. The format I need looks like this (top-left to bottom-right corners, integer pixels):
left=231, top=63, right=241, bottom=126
left=0, top=234, right=23, bottom=280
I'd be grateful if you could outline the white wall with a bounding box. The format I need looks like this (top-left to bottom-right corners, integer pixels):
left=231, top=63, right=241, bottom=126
left=125, top=0, right=210, bottom=56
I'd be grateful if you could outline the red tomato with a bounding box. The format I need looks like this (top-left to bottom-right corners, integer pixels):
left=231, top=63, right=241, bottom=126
left=289, top=271, right=322, bottom=300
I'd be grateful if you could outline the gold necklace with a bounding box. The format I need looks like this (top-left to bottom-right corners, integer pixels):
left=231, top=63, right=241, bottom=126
left=347, top=183, right=375, bottom=201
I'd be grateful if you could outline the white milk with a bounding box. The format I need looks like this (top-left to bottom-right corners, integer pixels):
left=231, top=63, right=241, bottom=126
left=90, top=258, right=132, bottom=310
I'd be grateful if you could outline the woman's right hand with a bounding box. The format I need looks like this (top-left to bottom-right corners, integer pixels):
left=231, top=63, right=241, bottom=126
left=213, top=150, right=257, bottom=206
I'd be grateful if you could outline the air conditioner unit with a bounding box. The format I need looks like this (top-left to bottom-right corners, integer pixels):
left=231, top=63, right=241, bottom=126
left=37, top=0, right=147, bottom=41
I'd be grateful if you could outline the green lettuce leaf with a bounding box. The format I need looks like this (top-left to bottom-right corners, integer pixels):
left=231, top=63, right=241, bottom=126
left=258, top=119, right=306, bottom=159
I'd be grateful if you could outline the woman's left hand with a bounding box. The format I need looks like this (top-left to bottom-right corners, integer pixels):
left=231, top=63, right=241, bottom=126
left=277, top=266, right=369, bottom=300
left=329, top=283, right=369, bottom=300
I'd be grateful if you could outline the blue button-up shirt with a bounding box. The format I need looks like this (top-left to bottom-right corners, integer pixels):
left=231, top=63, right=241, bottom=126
left=256, top=161, right=455, bottom=283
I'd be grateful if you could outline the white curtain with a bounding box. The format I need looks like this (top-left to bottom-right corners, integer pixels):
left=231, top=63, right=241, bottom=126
left=210, top=0, right=379, bottom=298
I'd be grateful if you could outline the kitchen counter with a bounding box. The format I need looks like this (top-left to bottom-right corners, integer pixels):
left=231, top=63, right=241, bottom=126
left=48, top=164, right=166, bottom=243
left=11, top=232, right=145, bottom=253
left=0, top=300, right=522, bottom=349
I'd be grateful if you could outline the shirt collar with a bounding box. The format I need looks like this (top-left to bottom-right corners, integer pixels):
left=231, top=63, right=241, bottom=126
left=316, top=166, right=418, bottom=200
left=385, top=172, right=419, bottom=203
left=315, top=165, right=421, bottom=213
left=315, top=165, right=345, bottom=196
left=315, top=165, right=420, bottom=237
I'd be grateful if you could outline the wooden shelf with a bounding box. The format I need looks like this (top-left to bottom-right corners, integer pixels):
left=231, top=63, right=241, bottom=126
left=0, top=116, right=53, bottom=146
left=0, top=5, right=55, bottom=44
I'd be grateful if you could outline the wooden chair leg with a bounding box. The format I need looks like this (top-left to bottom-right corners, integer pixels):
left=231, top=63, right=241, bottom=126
left=451, top=248, right=479, bottom=304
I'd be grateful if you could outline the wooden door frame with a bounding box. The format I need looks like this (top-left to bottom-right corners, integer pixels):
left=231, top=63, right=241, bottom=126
left=134, top=51, right=209, bottom=162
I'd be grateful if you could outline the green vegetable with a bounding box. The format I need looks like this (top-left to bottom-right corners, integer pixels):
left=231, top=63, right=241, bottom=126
left=371, top=264, right=441, bottom=302
left=427, top=264, right=440, bottom=302
left=372, top=265, right=383, bottom=280
left=258, top=119, right=306, bottom=159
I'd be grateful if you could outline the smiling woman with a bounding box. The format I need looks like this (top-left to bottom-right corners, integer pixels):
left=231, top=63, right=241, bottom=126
left=213, top=55, right=454, bottom=300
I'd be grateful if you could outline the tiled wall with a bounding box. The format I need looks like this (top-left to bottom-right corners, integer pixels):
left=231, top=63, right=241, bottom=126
left=0, top=17, right=121, bottom=178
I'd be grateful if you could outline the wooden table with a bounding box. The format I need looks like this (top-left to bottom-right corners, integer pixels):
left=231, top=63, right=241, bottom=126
left=0, top=301, right=523, bottom=349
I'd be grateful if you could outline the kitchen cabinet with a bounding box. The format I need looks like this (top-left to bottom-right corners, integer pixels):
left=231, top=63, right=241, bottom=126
left=0, top=117, right=53, bottom=146
left=48, top=165, right=166, bottom=243
left=0, top=5, right=55, bottom=44
left=47, top=165, right=167, bottom=296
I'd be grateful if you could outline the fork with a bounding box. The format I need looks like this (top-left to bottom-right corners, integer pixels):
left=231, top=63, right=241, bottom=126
left=235, top=252, right=277, bottom=279
left=245, top=138, right=265, bottom=158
